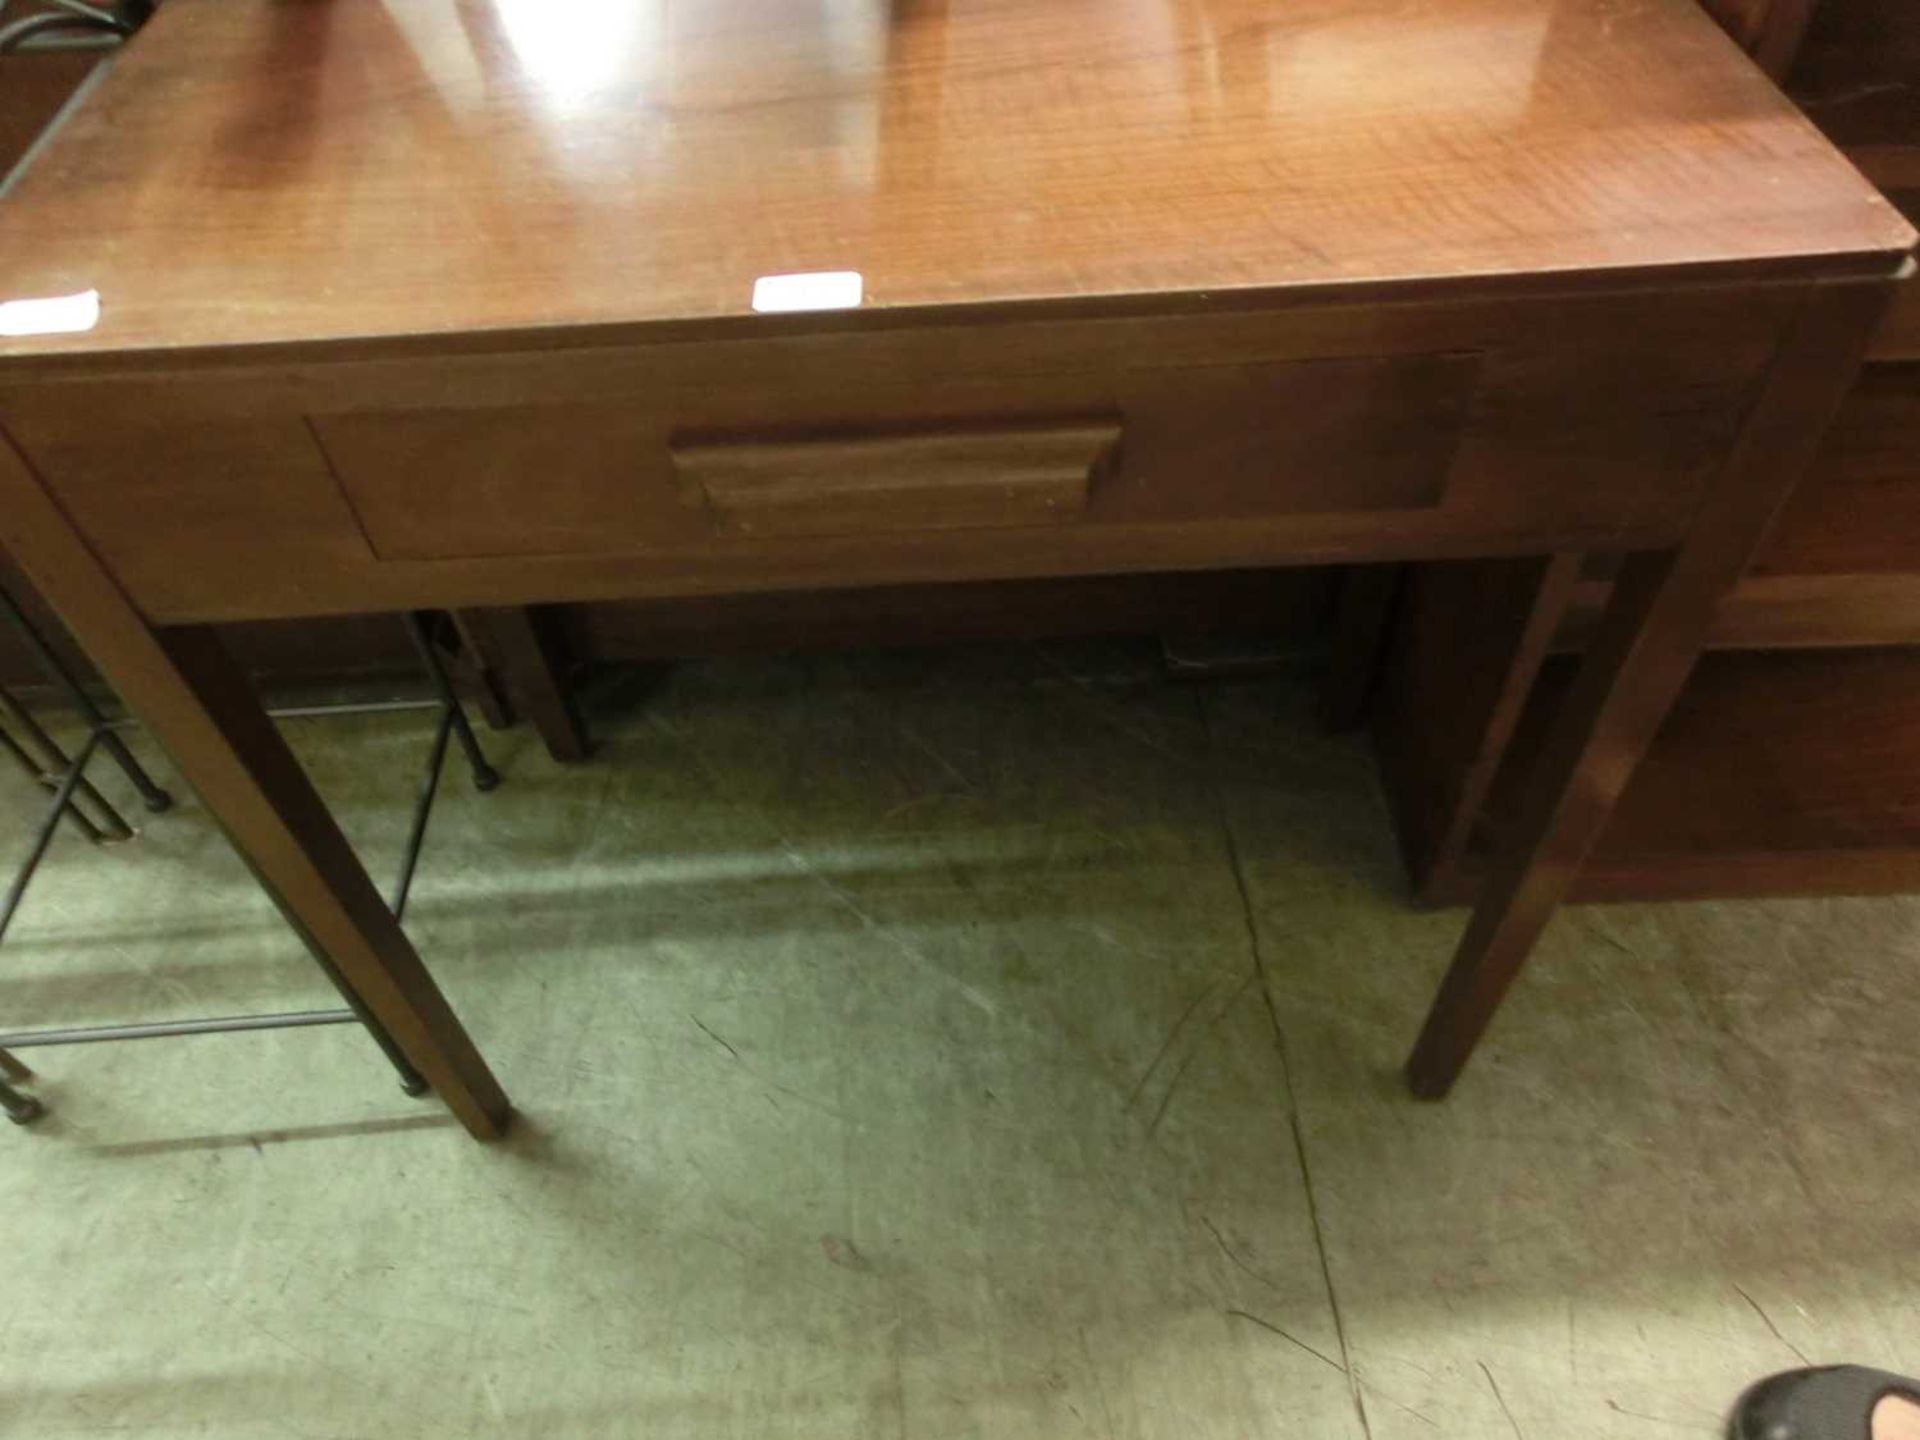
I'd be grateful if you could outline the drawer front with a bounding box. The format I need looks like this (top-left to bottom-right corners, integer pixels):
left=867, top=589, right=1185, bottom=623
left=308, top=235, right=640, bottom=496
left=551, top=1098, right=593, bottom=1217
left=309, top=352, right=1483, bottom=562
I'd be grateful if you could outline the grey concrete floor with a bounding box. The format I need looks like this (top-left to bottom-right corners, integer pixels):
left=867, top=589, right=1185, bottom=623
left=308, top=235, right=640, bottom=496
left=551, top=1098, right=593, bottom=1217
left=1, top=641, right=1915, bottom=1439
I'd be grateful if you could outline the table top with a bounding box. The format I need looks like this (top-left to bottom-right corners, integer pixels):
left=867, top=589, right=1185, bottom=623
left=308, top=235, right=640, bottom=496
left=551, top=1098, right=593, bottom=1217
left=0, top=0, right=1910, bottom=361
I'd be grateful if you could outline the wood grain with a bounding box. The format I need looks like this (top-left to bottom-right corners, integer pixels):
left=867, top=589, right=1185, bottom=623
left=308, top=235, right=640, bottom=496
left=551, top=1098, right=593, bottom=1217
left=1441, top=649, right=1920, bottom=902
left=1707, top=572, right=1920, bottom=647
left=0, top=0, right=1907, bottom=361
left=673, top=420, right=1119, bottom=540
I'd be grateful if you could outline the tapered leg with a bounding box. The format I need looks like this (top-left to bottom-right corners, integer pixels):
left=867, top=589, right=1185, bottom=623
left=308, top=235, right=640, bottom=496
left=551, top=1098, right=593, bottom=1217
left=159, top=628, right=511, bottom=1136
left=1406, top=551, right=1691, bottom=1093
left=1318, top=565, right=1403, bottom=732
left=0, top=434, right=510, bottom=1138
left=1373, top=554, right=1584, bottom=903
left=1406, top=277, right=1897, bottom=1097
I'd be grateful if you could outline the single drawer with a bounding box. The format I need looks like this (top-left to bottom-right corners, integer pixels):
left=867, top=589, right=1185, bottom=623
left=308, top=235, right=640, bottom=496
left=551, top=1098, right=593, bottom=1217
left=308, top=351, right=1484, bottom=562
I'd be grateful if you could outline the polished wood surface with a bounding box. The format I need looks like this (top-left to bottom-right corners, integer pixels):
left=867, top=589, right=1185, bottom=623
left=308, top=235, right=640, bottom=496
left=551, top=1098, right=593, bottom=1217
left=671, top=419, right=1120, bottom=540
left=0, top=0, right=1909, bottom=361
left=0, top=0, right=1911, bottom=1119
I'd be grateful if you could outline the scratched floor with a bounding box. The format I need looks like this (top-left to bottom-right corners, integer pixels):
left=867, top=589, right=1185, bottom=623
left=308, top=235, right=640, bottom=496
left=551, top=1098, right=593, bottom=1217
left=1, top=641, right=1915, bottom=1439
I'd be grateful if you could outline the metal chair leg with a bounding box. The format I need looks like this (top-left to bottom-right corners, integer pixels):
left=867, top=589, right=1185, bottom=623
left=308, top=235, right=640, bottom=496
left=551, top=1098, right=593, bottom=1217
left=0, top=690, right=135, bottom=841
left=1, top=713, right=109, bottom=842
left=0, top=599, right=497, bottom=1113
left=0, top=588, right=172, bottom=813
left=0, top=731, right=104, bottom=949
left=224, top=846, right=432, bottom=1098
left=1, top=1074, right=43, bottom=1124
left=404, top=613, right=500, bottom=793
left=1, top=1047, right=41, bottom=1125
left=302, top=943, right=432, bottom=1098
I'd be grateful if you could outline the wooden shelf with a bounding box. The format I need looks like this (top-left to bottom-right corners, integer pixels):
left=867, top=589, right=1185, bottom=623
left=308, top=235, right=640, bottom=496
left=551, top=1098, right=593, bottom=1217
left=1368, top=0, right=1920, bottom=907
left=1436, top=648, right=1920, bottom=902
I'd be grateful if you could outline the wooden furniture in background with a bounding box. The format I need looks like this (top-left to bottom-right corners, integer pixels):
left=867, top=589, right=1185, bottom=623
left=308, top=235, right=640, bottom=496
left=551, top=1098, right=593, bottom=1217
left=0, top=37, right=96, bottom=171
left=1698, top=0, right=1820, bottom=75
left=1373, top=0, right=1920, bottom=904
left=0, top=0, right=1907, bottom=1130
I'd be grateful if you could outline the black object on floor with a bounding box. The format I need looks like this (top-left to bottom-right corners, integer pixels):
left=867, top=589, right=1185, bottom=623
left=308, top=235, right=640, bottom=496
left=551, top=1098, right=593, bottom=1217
left=0, top=596, right=499, bottom=1121
left=1730, top=1365, right=1920, bottom=1440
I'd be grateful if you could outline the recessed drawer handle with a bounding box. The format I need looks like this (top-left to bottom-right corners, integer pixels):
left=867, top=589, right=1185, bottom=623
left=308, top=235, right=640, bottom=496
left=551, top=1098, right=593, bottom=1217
left=670, top=418, right=1121, bottom=539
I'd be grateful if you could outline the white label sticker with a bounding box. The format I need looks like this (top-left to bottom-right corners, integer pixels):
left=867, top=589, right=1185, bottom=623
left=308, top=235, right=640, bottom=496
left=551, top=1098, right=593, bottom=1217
left=0, top=289, right=100, bottom=338
left=751, top=271, right=863, bottom=314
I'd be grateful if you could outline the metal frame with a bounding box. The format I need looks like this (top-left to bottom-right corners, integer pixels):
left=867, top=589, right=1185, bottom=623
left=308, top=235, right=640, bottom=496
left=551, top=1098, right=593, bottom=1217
left=0, top=1, right=149, bottom=57
left=0, top=599, right=499, bottom=1125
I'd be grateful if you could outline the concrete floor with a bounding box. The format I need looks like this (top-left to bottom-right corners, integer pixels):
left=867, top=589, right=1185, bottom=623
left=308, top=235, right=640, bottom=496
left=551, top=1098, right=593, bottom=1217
left=1, top=640, right=1915, bottom=1439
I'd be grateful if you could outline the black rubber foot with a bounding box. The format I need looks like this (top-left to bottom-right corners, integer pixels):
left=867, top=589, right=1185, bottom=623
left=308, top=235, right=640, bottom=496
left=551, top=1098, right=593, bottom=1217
left=400, top=1075, right=431, bottom=1097
left=142, top=791, right=175, bottom=814
left=1403, top=1062, right=1455, bottom=1101
left=472, top=768, right=502, bottom=793
left=6, top=1097, right=46, bottom=1125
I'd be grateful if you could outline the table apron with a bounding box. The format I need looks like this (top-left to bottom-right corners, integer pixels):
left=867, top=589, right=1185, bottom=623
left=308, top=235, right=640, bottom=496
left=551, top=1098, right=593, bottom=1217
left=0, top=281, right=1807, bottom=625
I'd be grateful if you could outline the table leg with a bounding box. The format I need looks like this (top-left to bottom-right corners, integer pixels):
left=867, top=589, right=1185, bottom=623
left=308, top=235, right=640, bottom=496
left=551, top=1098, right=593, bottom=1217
left=1318, top=565, right=1403, bottom=732
left=0, top=433, right=510, bottom=1138
left=1405, top=277, right=1897, bottom=1097
left=456, top=607, right=592, bottom=763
